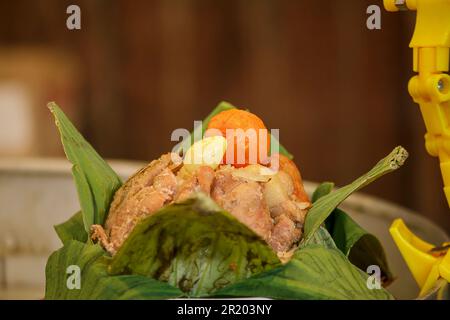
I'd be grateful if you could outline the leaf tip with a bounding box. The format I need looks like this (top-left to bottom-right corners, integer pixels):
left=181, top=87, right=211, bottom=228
left=390, top=146, right=409, bottom=169
left=47, top=101, right=58, bottom=112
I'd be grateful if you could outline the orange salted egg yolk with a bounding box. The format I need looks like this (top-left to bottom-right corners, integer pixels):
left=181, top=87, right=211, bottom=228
left=206, top=109, right=270, bottom=168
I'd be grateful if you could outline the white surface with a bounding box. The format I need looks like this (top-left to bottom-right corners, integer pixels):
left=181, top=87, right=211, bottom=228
left=0, top=82, right=33, bottom=155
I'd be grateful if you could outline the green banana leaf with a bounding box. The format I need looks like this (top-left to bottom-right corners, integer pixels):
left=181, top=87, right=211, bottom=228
left=109, top=194, right=281, bottom=297
left=327, top=209, right=393, bottom=284
left=213, top=227, right=393, bottom=300
left=304, top=146, right=408, bottom=241
left=45, top=240, right=183, bottom=299
left=311, top=182, right=335, bottom=203
left=49, top=102, right=122, bottom=231
left=175, top=101, right=293, bottom=159
left=312, top=182, right=394, bottom=284
left=54, top=211, right=88, bottom=245
left=304, top=225, right=339, bottom=250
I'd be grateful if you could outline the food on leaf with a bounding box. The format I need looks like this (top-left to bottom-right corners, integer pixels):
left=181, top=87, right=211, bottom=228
left=92, top=145, right=311, bottom=257
left=46, top=102, right=405, bottom=299
left=108, top=195, right=281, bottom=296
left=91, top=107, right=310, bottom=258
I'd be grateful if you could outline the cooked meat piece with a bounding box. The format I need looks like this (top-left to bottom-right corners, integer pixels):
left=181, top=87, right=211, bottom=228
left=268, top=214, right=302, bottom=252
left=197, top=166, right=215, bottom=195
left=264, top=170, right=309, bottom=224
left=174, top=166, right=215, bottom=202
left=270, top=200, right=308, bottom=224
left=153, top=168, right=179, bottom=198
left=91, top=153, right=179, bottom=254
left=175, top=175, right=199, bottom=203
left=269, top=153, right=310, bottom=203
left=91, top=224, right=116, bottom=254
left=105, top=153, right=175, bottom=231
left=91, top=152, right=310, bottom=258
left=263, top=157, right=310, bottom=252
left=264, top=171, right=291, bottom=211
left=212, top=166, right=272, bottom=241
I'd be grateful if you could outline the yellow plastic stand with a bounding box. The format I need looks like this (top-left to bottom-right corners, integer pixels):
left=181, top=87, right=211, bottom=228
left=385, top=0, right=450, bottom=205
left=384, top=0, right=450, bottom=295
left=390, top=219, right=450, bottom=296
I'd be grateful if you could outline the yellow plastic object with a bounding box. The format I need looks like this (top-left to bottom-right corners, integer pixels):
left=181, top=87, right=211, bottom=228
left=390, top=219, right=450, bottom=296
left=384, top=0, right=450, bottom=206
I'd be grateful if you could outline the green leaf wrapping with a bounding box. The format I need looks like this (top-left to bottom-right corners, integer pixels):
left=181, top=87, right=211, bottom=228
left=54, top=211, right=88, bottom=245
left=108, top=194, right=281, bottom=297
left=312, top=183, right=394, bottom=284
left=214, top=227, right=393, bottom=300
left=49, top=102, right=122, bottom=231
left=304, top=146, right=408, bottom=241
left=45, top=240, right=183, bottom=300
left=327, top=209, right=394, bottom=284
left=311, top=182, right=335, bottom=203
left=301, top=226, right=338, bottom=250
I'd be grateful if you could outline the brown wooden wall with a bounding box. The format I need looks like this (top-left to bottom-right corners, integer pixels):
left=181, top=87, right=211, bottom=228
left=1, top=0, right=449, bottom=232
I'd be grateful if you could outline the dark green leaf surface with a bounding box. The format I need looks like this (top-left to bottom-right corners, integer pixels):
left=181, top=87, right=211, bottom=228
left=311, top=182, right=334, bottom=203
left=301, top=226, right=337, bottom=250
left=49, top=102, right=122, bottom=230
left=109, top=194, right=280, bottom=297
left=45, top=240, right=183, bottom=300
left=329, top=209, right=393, bottom=283
left=304, top=146, right=408, bottom=241
left=214, top=227, right=393, bottom=300
left=312, top=183, right=394, bottom=284
left=54, top=211, right=88, bottom=245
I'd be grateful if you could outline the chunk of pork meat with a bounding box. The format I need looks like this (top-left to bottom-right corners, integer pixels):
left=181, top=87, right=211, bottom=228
left=268, top=214, right=302, bottom=252
left=91, top=153, right=180, bottom=254
left=175, top=166, right=215, bottom=202
left=212, top=166, right=273, bottom=241
left=91, top=153, right=310, bottom=258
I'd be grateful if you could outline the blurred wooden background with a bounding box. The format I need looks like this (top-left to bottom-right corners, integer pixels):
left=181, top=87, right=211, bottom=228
left=1, top=0, right=449, bottom=232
